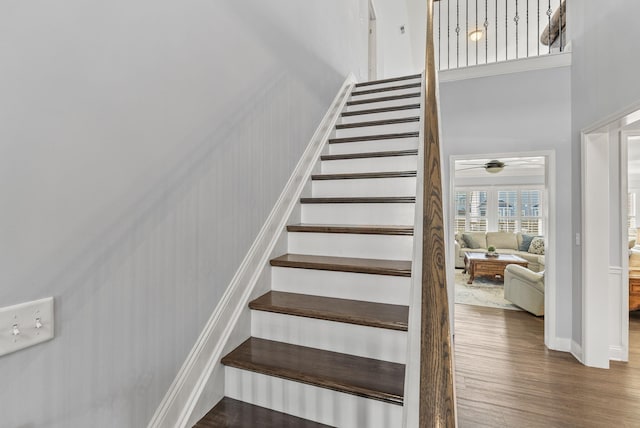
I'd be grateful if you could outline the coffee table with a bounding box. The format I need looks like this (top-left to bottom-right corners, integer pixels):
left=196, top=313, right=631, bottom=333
left=464, top=252, right=528, bottom=284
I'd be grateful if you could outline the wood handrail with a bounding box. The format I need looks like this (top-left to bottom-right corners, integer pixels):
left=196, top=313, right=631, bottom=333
left=419, top=0, right=457, bottom=426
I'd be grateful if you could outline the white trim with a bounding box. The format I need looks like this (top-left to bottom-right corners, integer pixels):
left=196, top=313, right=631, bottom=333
left=450, top=150, right=558, bottom=353
left=582, top=100, right=640, bottom=135
left=581, top=131, right=611, bottom=369
left=147, top=74, right=357, bottom=428
left=547, top=336, right=571, bottom=353
left=609, top=345, right=625, bottom=361
left=438, top=51, right=572, bottom=83
left=618, top=130, right=640, bottom=363
left=401, top=71, right=425, bottom=428
left=571, top=339, right=584, bottom=364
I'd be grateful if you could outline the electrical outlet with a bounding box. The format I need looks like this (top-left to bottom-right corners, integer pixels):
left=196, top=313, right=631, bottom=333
left=0, top=297, right=54, bottom=357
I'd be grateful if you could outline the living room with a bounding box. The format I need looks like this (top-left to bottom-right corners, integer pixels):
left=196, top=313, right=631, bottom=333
left=451, top=156, right=547, bottom=317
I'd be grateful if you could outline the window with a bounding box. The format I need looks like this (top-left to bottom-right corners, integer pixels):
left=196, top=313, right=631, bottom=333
left=497, top=190, right=518, bottom=232
left=455, top=187, right=544, bottom=235
left=520, top=190, right=543, bottom=235
left=454, top=190, right=487, bottom=232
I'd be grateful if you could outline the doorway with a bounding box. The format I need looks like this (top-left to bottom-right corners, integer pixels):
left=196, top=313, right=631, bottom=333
left=449, top=151, right=556, bottom=346
left=581, top=106, right=640, bottom=368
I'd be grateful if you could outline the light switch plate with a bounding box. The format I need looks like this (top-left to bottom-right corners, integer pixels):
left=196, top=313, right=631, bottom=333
left=0, top=297, right=54, bottom=357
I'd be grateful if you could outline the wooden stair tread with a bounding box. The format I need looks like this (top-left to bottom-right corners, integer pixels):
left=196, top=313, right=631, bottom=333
left=300, top=196, right=415, bottom=204
left=351, top=82, right=421, bottom=96
left=355, top=74, right=421, bottom=87
left=221, top=338, right=405, bottom=405
left=341, top=104, right=420, bottom=117
left=286, top=224, right=414, bottom=235
left=194, top=397, right=331, bottom=428
left=270, top=253, right=412, bottom=277
left=346, top=93, right=420, bottom=106
left=312, top=170, right=416, bottom=180
left=250, top=291, right=408, bottom=331
left=321, top=149, right=417, bottom=161
left=335, top=117, right=419, bottom=130
left=329, top=132, right=418, bottom=144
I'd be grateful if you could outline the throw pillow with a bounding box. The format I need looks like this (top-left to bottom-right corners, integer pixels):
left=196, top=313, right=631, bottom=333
left=519, top=234, right=536, bottom=252
left=462, top=233, right=481, bottom=249
left=528, top=237, right=545, bottom=255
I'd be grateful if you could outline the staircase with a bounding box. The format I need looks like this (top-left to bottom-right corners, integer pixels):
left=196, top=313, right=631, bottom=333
left=194, top=74, right=423, bottom=427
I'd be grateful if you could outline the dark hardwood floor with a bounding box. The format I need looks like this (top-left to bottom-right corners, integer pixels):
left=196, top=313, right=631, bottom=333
left=455, top=304, right=640, bottom=427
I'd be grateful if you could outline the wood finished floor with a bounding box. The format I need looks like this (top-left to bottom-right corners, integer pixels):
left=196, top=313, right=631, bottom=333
left=455, top=304, right=640, bottom=427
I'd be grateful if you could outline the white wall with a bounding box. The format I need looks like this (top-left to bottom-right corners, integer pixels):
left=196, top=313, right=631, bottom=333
left=0, top=1, right=367, bottom=426
left=439, top=66, right=573, bottom=340
left=569, top=0, right=640, bottom=345
left=374, top=0, right=417, bottom=77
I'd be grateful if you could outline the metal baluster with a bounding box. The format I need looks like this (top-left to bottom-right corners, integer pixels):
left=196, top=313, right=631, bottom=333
left=559, top=0, right=563, bottom=52
left=526, top=0, right=529, bottom=57
left=456, top=0, right=461, bottom=68
left=484, top=0, right=489, bottom=63
left=537, top=0, right=540, bottom=56
left=514, top=0, right=520, bottom=58
left=466, top=0, right=469, bottom=66
left=438, top=0, right=441, bottom=70
left=505, top=0, right=508, bottom=60
left=495, top=0, right=498, bottom=62
left=475, top=0, right=478, bottom=65
left=448, top=0, right=451, bottom=69
left=547, top=0, right=552, bottom=54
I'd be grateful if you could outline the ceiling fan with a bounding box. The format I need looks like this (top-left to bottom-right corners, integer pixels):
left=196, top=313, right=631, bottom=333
left=457, top=160, right=507, bottom=174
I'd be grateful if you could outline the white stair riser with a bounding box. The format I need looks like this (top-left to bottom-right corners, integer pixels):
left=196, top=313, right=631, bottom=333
left=334, top=122, right=418, bottom=139
left=355, top=78, right=421, bottom=91
left=321, top=155, right=417, bottom=174
left=251, top=311, right=407, bottom=363
left=340, top=109, right=420, bottom=124
left=288, top=232, right=413, bottom=260
left=271, top=267, right=411, bottom=305
left=345, top=97, right=420, bottom=112
left=301, top=203, right=415, bottom=225
left=328, top=138, right=418, bottom=155
left=225, top=367, right=403, bottom=428
left=350, top=87, right=419, bottom=101
left=312, top=177, right=416, bottom=198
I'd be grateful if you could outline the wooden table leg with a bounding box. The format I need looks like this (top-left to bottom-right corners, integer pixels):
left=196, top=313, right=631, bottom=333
left=467, top=262, right=474, bottom=284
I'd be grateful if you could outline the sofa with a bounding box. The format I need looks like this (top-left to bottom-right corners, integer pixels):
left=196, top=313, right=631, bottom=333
left=454, top=231, right=545, bottom=272
left=504, top=264, right=545, bottom=316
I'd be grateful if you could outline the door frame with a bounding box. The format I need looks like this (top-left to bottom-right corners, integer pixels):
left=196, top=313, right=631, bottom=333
left=581, top=103, right=640, bottom=368
left=448, top=150, right=556, bottom=348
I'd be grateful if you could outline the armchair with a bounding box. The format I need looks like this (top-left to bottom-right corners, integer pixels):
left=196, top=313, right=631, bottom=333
left=504, top=264, right=545, bottom=316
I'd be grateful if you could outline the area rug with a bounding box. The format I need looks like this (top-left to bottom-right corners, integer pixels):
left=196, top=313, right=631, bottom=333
left=454, top=269, right=521, bottom=311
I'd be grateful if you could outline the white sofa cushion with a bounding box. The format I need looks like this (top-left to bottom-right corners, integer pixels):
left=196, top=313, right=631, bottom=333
left=486, top=232, right=519, bottom=250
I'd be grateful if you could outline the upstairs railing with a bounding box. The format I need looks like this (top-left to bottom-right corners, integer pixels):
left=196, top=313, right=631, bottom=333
left=419, top=0, right=456, bottom=425
left=434, top=0, right=567, bottom=70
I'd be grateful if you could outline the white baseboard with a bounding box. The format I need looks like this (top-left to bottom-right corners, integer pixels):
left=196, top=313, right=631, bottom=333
left=147, top=73, right=357, bottom=428
left=571, top=340, right=584, bottom=364
left=546, top=336, right=571, bottom=353
left=609, top=345, right=625, bottom=361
